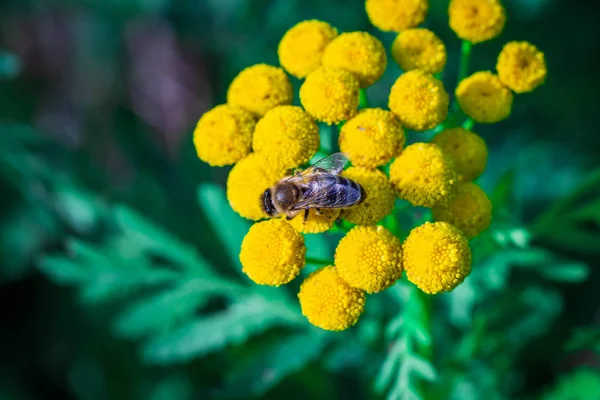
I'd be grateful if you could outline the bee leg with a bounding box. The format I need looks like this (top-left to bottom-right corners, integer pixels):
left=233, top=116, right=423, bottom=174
left=303, top=209, right=309, bottom=223
left=315, top=208, right=323, bottom=215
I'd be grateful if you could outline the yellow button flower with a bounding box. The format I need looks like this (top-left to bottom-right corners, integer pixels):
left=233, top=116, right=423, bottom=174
left=300, top=67, right=360, bottom=125
left=341, top=167, right=396, bottom=225
left=193, top=105, right=255, bottom=167
left=403, top=221, right=471, bottom=294
left=227, top=153, right=287, bottom=221
left=252, top=106, right=320, bottom=172
left=339, top=108, right=405, bottom=168
left=321, top=32, right=387, bottom=88
left=389, top=70, right=449, bottom=131
left=298, top=266, right=366, bottom=331
left=278, top=20, right=338, bottom=79
left=286, top=208, right=341, bottom=234
left=227, top=64, right=293, bottom=117
left=431, top=127, right=487, bottom=181
left=449, top=0, right=506, bottom=44
left=389, top=143, right=457, bottom=208
left=365, top=0, right=428, bottom=32
left=335, top=225, right=403, bottom=293
left=391, top=28, right=447, bottom=74
left=456, top=71, right=513, bottom=123
left=240, top=219, right=306, bottom=286
left=497, top=41, right=547, bottom=93
left=432, top=182, right=492, bottom=239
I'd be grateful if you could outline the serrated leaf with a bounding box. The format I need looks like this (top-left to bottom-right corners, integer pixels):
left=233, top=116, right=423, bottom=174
left=114, top=278, right=243, bottom=339
left=405, top=354, right=437, bottom=382
left=38, top=256, right=90, bottom=284
left=537, top=262, right=590, bottom=283
left=220, top=330, right=329, bottom=398
left=196, top=184, right=251, bottom=274
left=114, top=205, right=209, bottom=273
left=142, top=296, right=302, bottom=365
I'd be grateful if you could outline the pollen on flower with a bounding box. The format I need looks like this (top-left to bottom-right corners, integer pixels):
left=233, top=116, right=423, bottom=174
left=497, top=41, right=547, bottom=93
left=300, top=67, right=360, bottom=125
left=365, top=0, right=428, bottom=32
left=339, top=108, right=405, bottom=168
left=403, top=221, right=472, bottom=294
left=240, top=219, right=306, bottom=286
left=341, top=167, right=396, bottom=225
left=227, top=64, right=293, bottom=117
left=449, top=0, right=506, bottom=44
left=389, top=70, right=449, bottom=131
left=321, top=32, right=387, bottom=88
left=286, top=208, right=341, bottom=234
left=334, top=225, right=403, bottom=293
left=278, top=20, right=338, bottom=79
left=391, top=28, right=447, bottom=74
left=253, top=106, right=320, bottom=172
left=431, top=127, right=487, bottom=181
left=389, top=143, right=457, bottom=208
left=298, top=266, right=366, bottom=331
left=193, top=105, right=255, bottom=167
left=456, top=71, right=513, bottom=123
left=227, top=153, right=287, bottom=221
left=432, top=182, right=492, bottom=239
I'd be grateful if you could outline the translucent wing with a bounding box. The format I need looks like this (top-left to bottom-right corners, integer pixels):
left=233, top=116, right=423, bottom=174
left=306, top=152, right=349, bottom=175
left=291, top=175, right=363, bottom=210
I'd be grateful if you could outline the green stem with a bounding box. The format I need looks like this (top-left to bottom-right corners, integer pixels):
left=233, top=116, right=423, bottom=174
left=451, top=40, right=472, bottom=113
left=305, top=257, right=332, bottom=266
left=359, top=88, right=369, bottom=109
left=462, top=118, right=474, bottom=130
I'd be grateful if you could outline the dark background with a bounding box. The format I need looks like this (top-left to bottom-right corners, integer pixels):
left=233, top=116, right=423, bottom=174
left=0, top=0, right=599, bottom=399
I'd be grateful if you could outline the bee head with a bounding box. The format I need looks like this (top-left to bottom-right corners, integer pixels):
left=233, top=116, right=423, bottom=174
left=261, top=189, right=277, bottom=217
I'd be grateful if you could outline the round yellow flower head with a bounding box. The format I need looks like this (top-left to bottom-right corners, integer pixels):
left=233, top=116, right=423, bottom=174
left=456, top=71, right=513, bottom=123
left=298, top=266, right=366, bottom=331
left=432, top=182, right=492, bottom=239
left=253, top=106, right=320, bottom=172
left=497, top=41, right=547, bottom=93
left=403, top=221, right=471, bottom=294
left=365, top=0, right=428, bottom=32
left=321, top=32, right=387, bottom=88
left=227, top=153, right=287, bottom=220
left=193, top=105, right=255, bottom=167
left=339, top=108, right=405, bottom=168
left=389, top=143, right=457, bottom=208
left=335, top=225, right=403, bottom=293
left=341, top=167, right=396, bottom=225
left=431, top=127, right=487, bottom=181
left=300, top=67, right=360, bottom=125
left=286, top=208, right=341, bottom=234
left=389, top=70, right=449, bottom=131
left=278, top=20, right=338, bottom=79
left=391, top=28, right=447, bottom=74
left=449, top=0, right=506, bottom=44
left=227, top=64, right=293, bottom=117
left=240, top=219, right=306, bottom=286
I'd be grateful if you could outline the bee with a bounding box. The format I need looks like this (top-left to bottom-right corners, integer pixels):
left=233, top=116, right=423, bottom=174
left=261, top=153, right=364, bottom=221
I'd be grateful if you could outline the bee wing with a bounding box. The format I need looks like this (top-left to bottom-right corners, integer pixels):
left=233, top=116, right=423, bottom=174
left=286, top=153, right=349, bottom=183
left=291, top=175, right=361, bottom=210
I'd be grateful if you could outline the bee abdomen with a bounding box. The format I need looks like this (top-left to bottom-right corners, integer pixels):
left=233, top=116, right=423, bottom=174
left=330, top=176, right=363, bottom=207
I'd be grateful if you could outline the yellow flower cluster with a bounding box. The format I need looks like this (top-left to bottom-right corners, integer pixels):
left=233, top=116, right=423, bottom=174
left=192, top=0, right=546, bottom=331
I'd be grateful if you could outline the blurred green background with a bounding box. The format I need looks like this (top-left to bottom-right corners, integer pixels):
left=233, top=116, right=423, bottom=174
left=0, top=0, right=599, bottom=399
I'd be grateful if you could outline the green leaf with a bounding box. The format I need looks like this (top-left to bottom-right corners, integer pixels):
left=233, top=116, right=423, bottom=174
left=405, top=354, right=437, bottom=382
left=149, top=375, right=192, bottom=400
left=220, top=330, right=329, bottom=398
left=142, top=296, right=303, bottom=365
left=565, top=326, right=600, bottom=354
left=114, top=278, right=242, bottom=339
left=114, top=205, right=211, bottom=273
left=197, top=184, right=251, bottom=274
left=541, top=369, right=600, bottom=400
left=38, top=256, right=90, bottom=284
left=537, top=261, right=590, bottom=283
left=0, top=50, right=21, bottom=79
